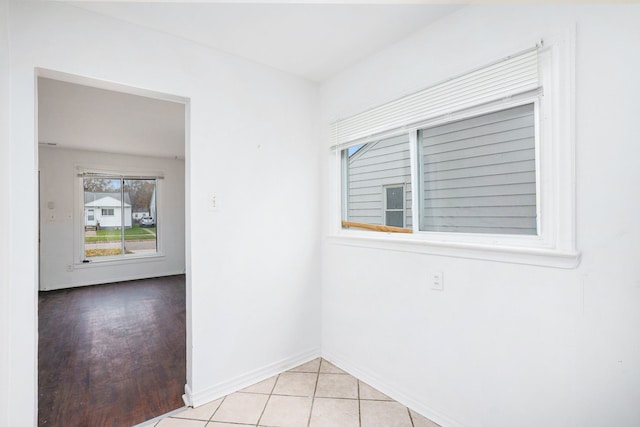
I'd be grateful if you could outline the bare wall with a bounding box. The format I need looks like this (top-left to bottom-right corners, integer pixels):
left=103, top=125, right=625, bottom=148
left=0, top=0, right=12, bottom=425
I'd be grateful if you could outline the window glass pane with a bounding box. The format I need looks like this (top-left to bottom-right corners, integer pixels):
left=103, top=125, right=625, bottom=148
left=385, top=211, right=404, bottom=228
left=419, top=103, right=537, bottom=235
left=84, top=178, right=123, bottom=257
left=124, top=179, right=157, bottom=255
left=342, top=134, right=411, bottom=229
left=83, top=177, right=158, bottom=259
left=386, top=187, right=403, bottom=210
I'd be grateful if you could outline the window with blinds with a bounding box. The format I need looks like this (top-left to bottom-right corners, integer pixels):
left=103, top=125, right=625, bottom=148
left=336, top=48, right=542, bottom=237
left=419, top=103, right=537, bottom=235
left=333, top=35, right=579, bottom=267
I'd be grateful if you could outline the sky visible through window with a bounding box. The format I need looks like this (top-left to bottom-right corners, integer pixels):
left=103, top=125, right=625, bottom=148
left=348, top=144, right=364, bottom=157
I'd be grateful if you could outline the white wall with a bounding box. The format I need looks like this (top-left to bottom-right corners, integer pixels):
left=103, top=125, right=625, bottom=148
left=0, top=1, right=11, bottom=426
left=6, top=0, right=321, bottom=425
left=320, top=5, right=640, bottom=427
left=38, top=147, right=185, bottom=291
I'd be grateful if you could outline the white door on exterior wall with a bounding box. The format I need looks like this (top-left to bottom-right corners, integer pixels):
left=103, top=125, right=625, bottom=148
left=85, top=209, right=96, bottom=226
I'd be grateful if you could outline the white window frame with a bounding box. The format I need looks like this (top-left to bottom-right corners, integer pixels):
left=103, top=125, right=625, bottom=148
left=330, top=30, right=579, bottom=269
left=74, top=165, right=165, bottom=266
left=101, top=208, right=115, bottom=216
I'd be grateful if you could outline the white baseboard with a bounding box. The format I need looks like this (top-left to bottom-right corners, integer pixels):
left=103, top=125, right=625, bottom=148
left=322, top=349, right=467, bottom=427
left=184, top=348, right=321, bottom=408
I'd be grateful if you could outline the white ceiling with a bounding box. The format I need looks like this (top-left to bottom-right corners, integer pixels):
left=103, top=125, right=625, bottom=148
left=40, top=2, right=462, bottom=158
left=38, top=77, right=186, bottom=158
left=69, top=2, right=463, bottom=82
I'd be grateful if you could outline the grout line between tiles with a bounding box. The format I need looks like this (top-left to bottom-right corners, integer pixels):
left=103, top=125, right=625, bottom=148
left=207, top=395, right=226, bottom=423
left=312, top=396, right=359, bottom=401
left=306, top=358, right=322, bottom=427
left=408, top=406, right=416, bottom=427
left=357, top=380, right=362, bottom=427
left=254, top=373, right=280, bottom=427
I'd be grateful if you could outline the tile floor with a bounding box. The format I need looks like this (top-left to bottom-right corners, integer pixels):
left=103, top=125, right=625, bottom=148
left=153, top=358, right=440, bottom=427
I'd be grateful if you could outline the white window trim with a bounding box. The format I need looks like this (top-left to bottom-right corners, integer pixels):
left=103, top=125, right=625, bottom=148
left=74, top=165, right=165, bottom=266
left=329, top=28, right=579, bottom=269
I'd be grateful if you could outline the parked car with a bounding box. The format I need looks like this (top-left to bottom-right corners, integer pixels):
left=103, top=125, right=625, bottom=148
left=139, top=216, right=155, bottom=227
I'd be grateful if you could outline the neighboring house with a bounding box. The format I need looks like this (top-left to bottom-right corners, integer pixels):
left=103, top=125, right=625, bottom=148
left=346, top=134, right=412, bottom=228
left=84, top=192, right=132, bottom=229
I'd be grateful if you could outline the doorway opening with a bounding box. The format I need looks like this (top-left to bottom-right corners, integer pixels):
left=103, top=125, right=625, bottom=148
left=36, top=69, right=190, bottom=426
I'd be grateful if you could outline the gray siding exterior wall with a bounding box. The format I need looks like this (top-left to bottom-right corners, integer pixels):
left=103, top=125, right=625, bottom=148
left=345, top=103, right=537, bottom=235
left=421, top=103, right=537, bottom=235
left=346, top=134, right=412, bottom=228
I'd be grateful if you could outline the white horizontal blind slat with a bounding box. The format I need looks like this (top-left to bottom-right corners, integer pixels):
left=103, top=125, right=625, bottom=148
left=333, top=49, right=538, bottom=146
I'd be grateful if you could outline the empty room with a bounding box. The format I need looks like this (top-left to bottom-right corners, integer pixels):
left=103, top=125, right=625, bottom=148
left=37, top=76, right=188, bottom=425
left=1, top=1, right=639, bottom=427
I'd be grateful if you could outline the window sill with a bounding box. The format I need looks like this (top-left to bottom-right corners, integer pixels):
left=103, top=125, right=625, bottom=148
left=75, top=253, right=166, bottom=268
left=327, top=232, right=580, bottom=269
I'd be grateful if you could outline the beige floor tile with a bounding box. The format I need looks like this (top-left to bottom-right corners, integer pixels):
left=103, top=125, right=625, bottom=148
left=208, top=423, right=255, bottom=427
left=358, top=381, right=392, bottom=401
left=210, top=392, right=269, bottom=424
left=360, top=400, right=413, bottom=427
left=289, top=358, right=321, bottom=373
left=410, top=409, right=442, bottom=427
left=309, top=398, right=359, bottom=427
left=240, top=375, right=278, bottom=394
left=170, top=398, right=222, bottom=421
left=319, top=359, right=346, bottom=374
left=315, top=373, right=358, bottom=399
left=156, top=418, right=207, bottom=426
left=258, top=395, right=313, bottom=427
left=272, top=371, right=318, bottom=397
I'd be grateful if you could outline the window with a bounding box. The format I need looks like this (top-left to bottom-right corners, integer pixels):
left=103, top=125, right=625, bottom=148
left=333, top=38, right=579, bottom=268
left=341, top=135, right=411, bottom=232
left=340, top=104, right=534, bottom=235
left=82, top=175, right=158, bottom=260
left=385, top=185, right=405, bottom=228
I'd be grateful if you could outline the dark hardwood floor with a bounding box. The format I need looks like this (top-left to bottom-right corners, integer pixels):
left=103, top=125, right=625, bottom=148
left=38, top=275, right=186, bottom=427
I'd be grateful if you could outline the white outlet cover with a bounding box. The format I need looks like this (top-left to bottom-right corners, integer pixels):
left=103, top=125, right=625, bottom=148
left=208, top=193, right=221, bottom=212
left=432, top=272, right=444, bottom=291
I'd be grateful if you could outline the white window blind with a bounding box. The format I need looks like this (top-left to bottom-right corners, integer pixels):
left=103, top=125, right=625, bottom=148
left=332, top=48, right=538, bottom=146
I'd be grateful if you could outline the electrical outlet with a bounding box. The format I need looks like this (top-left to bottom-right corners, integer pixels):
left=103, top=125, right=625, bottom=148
left=66, top=264, right=74, bottom=272
left=432, top=271, right=444, bottom=291
left=208, top=193, right=220, bottom=212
